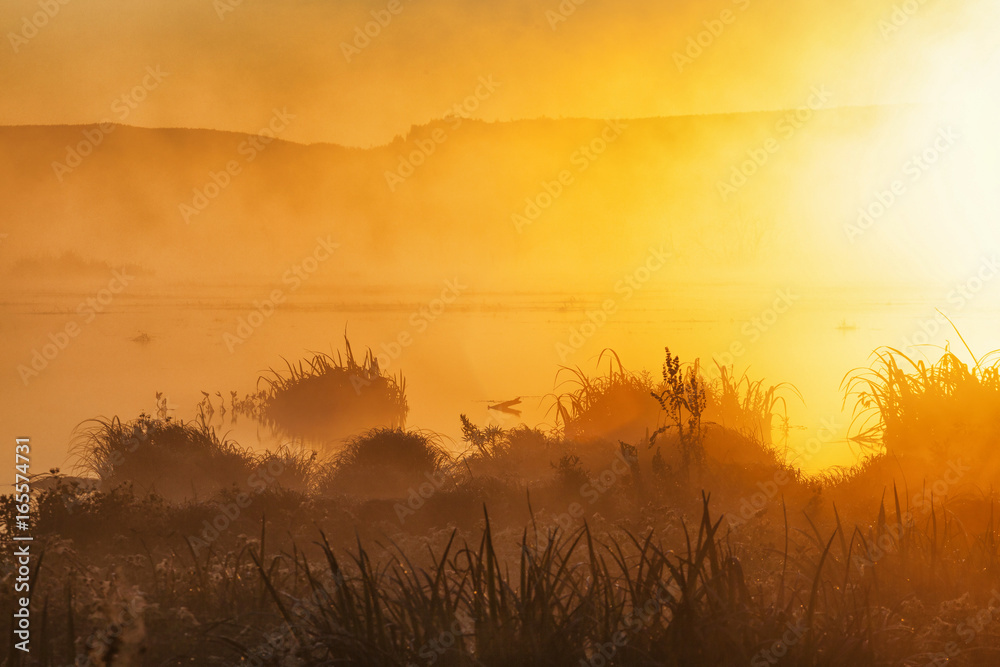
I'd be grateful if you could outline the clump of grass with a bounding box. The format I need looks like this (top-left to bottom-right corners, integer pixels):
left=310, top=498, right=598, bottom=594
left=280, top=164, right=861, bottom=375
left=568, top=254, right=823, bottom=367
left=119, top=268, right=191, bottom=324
left=460, top=414, right=507, bottom=459
left=12, top=448, right=1000, bottom=664
left=706, top=362, right=801, bottom=451
left=842, top=340, right=1000, bottom=467
left=549, top=348, right=788, bottom=485
left=251, top=495, right=890, bottom=666
left=72, top=413, right=257, bottom=500
left=459, top=415, right=559, bottom=481
left=548, top=349, right=660, bottom=443
left=316, top=427, right=452, bottom=499
left=22, top=334, right=1000, bottom=664
left=552, top=452, right=590, bottom=491
left=255, top=444, right=320, bottom=495
left=249, top=335, right=408, bottom=443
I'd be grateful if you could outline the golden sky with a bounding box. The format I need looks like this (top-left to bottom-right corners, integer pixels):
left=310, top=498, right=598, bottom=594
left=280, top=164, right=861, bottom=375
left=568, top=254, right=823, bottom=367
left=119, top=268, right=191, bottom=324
left=1, top=0, right=994, bottom=146
left=2, top=0, right=1000, bottom=474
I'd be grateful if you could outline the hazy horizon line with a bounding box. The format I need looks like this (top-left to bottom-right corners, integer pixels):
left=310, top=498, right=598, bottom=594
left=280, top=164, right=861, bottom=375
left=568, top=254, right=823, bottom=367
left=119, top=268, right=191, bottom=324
left=0, top=101, right=917, bottom=151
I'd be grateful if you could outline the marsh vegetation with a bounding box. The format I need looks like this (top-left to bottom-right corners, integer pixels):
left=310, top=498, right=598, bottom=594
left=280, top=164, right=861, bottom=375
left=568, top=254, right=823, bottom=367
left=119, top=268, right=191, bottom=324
left=4, top=339, right=1000, bottom=666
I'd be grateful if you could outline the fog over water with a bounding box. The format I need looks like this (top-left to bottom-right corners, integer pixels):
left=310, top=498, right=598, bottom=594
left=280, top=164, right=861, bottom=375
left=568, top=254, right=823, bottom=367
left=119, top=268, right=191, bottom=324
left=5, top=277, right=1000, bottom=475
left=2, top=0, right=999, bottom=477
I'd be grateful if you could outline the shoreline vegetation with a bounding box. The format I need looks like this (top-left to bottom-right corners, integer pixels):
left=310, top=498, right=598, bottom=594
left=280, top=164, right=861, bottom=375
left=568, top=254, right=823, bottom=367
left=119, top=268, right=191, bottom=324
left=4, top=338, right=1000, bottom=665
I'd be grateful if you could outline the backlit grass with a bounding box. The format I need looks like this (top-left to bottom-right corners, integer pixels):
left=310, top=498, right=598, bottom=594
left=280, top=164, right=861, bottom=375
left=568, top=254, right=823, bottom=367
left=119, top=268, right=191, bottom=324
left=4, top=341, right=1000, bottom=665
left=246, top=336, right=409, bottom=443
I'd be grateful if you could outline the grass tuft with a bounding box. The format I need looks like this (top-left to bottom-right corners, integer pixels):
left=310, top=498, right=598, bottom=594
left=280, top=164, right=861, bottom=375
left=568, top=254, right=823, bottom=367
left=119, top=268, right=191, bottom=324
left=248, top=334, right=409, bottom=443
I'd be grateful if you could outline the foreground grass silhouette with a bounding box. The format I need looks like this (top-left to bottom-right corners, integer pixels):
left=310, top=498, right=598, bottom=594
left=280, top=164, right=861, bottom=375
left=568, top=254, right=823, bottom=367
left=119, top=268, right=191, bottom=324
left=3, top=344, right=1000, bottom=665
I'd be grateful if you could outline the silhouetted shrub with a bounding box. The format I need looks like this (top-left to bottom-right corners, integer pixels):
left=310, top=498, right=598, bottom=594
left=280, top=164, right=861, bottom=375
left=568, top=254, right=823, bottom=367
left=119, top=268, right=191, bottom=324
left=316, top=427, right=452, bottom=498
left=73, top=413, right=256, bottom=500
left=247, top=336, right=408, bottom=443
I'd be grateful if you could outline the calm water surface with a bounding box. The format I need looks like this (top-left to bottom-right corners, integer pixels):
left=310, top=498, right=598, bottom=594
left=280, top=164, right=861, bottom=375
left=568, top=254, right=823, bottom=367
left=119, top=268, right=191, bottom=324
left=4, top=282, right=998, bottom=476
